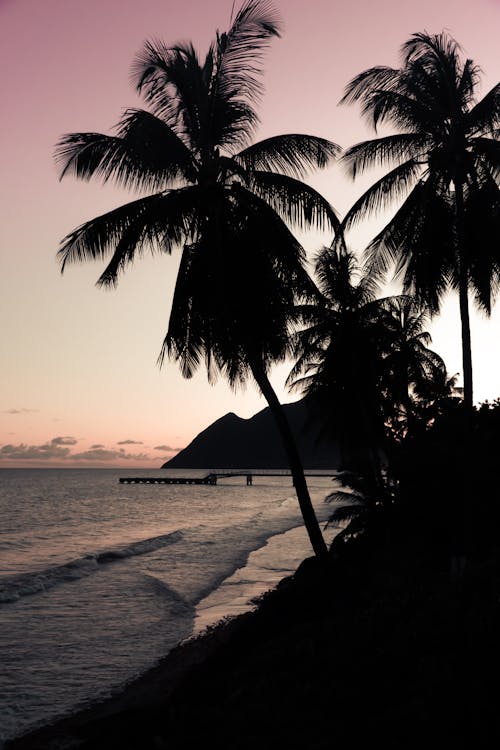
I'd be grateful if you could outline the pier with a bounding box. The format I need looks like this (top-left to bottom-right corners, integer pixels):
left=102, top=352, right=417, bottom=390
left=119, top=471, right=335, bottom=485
left=119, top=473, right=252, bottom=485
left=119, top=475, right=217, bottom=485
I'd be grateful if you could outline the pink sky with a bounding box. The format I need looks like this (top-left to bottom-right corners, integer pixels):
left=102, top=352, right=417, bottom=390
left=1, top=0, right=500, bottom=467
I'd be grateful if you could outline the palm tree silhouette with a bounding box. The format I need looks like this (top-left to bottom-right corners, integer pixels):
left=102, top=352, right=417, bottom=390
left=340, top=31, right=500, bottom=409
left=376, top=295, right=448, bottom=438
left=289, top=244, right=388, bottom=485
left=289, top=244, right=446, bottom=483
left=54, top=1, right=340, bottom=558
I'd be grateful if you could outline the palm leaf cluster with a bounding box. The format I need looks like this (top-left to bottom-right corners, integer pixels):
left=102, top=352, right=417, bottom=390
left=324, top=471, right=394, bottom=546
left=55, top=1, right=339, bottom=387
left=341, top=32, right=500, bottom=407
left=289, top=245, right=448, bottom=482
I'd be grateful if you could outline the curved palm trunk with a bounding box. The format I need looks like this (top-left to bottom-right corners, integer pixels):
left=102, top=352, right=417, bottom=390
left=250, top=360, right=328, bottom=559
left=454, top=179, right=473, bottom=410
left=451, top=179, right=471, bottom=575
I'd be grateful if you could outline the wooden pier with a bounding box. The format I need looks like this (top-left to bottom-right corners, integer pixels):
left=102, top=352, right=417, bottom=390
left=119, top=471, right=335, bottom=486
left=119, top=475, right=218, bottom=485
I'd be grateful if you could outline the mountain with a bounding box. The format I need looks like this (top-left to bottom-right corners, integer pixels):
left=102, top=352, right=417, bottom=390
left=162, top=398, right=340, bottom=469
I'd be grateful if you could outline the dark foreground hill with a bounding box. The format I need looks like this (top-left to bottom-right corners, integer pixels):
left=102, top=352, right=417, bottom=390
left=163, top=398, right=340, bottom=469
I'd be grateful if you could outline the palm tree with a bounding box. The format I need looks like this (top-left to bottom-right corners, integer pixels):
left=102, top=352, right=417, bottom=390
left=376, top=295, right=448, bottom=439
left=54, top=1, right=340, bottom=558
left=289, top=244, right=388, bottom=485
left=288, top=244, right=447, bottom=482
left=340, top=31, right=500, bottom=409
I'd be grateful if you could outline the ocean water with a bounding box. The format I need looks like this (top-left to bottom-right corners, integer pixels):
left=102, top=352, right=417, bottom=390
left=0, top=468, right=337, bottom=743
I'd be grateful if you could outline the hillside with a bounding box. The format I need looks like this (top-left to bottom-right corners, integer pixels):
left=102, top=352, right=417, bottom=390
left=162, top=398, right=340, bottom=469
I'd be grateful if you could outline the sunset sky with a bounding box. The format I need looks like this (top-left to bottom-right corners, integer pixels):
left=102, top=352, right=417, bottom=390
left=1, top=0, right=500, bottom=467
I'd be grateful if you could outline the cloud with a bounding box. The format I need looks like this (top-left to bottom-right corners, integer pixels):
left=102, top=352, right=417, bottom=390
left=72, top=448, right=150, bottom=462
left=0, top=442, right=149, bottom=463
left=153, top=444, right=182, bottom=452
left=0, top=443, right=71, bottom=460
left=117, top=439, right=143, bottom=445
left=90, top=443, right=105, bottom=449
left=51, top=436, right=78, bottom=446
left=3, top=408, right=39, bottom=415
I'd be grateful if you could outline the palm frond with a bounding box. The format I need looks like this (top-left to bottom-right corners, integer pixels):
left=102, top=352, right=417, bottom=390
left=326, top=505, right=366, bottom=526
left=458, top=58, right=481, bottom=105
left=55, top=110, right=196, bottom=191
left=207, top=0, right=281, bottom=148
left=469, top=137, right=500, bottom=182
left=467, top=83, right=500, bottom=136
left=365, top=181, right=454, bottom=311
left=236, top=134, right=339, bottom=177
left=340, top=66, right=400, bottom=106
left=342, top=159, right=421, bottom=231
left=158, top=240, right=206, bottom=377
left=464, top=176, right=500, bottom=314
left=216, top=0, right=281, bottom=106
left=324, top=489, right=363, bottom=505
left=248, top=170, right=339, bottom=231
left=402, top=31, right=462, bottom=68
left=132, top=40, right=208, bottom=146
left=342, top=133, right=429, bottom=179
left=364, top=88, right=438, bottom=132
left=58, top=189, right=198, bottom=280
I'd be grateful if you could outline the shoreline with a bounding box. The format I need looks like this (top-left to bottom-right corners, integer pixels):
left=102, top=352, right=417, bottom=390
left=7, top=523, right=333, bottom=749
left=193, top=523, right=336, bottom=632
left=7, top=605, right=252, bottom=750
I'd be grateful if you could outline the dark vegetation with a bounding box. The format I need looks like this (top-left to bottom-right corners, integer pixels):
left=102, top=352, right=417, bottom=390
left=22, top=1, right=500, bottom=746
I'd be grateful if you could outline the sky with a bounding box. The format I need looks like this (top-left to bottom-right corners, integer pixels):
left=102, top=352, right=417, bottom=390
left=1, top=0, right=500, bottom=468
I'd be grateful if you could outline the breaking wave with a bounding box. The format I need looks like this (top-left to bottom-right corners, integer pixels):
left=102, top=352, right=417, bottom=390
left=0, top=530, right=183, bottom=604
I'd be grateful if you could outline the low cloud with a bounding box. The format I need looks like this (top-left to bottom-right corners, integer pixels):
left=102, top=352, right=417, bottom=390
left=117, top=439, right=143, bottom=445
left=51, top=436, right=78, bottom=446
left=72, top=448, right=150, bottom=462
left=0, top=441, right=150, bottom=463
left=0, top=443, right=70, bottom=460
left=3, top=408, right=39, bottom=415
left=90, top=443, right=105, bottom=449
left=154, top=444, right=182, bottom=452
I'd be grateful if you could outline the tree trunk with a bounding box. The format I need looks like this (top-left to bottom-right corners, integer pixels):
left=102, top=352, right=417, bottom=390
left=452, top=178, right=471, bottom=575
left=454, top=179, right=473, bottom=409
left=250, top=360, right=328, bottom=559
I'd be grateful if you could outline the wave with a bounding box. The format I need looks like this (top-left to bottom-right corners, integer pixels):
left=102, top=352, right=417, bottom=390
left=141, top=573, right=194, bottom=617
left=0, top=530, right=183, bottom=604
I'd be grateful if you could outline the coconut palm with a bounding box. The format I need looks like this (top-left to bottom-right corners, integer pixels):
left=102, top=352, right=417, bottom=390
left=289, top=244, right=388, bottom=485
left=376, top=295, right=448, bottom=438
left=340, top=31, right=500, bottom=409
left=54, top=1, right=340, bottom=558
left=288, top=244, right=447, bottom=482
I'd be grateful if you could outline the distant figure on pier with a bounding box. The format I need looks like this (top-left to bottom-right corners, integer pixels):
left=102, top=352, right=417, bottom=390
left=246, top=474, right=253, bottom=486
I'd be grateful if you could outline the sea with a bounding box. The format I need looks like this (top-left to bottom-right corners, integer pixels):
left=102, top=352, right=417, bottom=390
left=0, top=467, right=339, bottom=744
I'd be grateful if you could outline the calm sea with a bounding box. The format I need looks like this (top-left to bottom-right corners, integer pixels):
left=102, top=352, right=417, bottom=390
left=0, top=468, right=337, bottom=743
